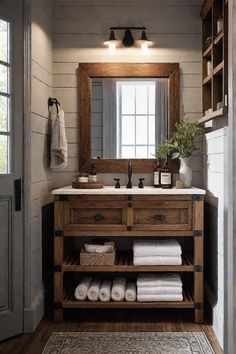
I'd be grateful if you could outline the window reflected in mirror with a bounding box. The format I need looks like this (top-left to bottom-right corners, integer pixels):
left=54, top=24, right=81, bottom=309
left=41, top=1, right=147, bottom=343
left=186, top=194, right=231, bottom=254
left=91, top=78, right=168, bottom=159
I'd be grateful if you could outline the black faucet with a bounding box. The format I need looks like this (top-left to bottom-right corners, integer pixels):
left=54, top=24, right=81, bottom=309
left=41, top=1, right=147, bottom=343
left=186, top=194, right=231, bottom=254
left=126, top=161, right=132, bottom=188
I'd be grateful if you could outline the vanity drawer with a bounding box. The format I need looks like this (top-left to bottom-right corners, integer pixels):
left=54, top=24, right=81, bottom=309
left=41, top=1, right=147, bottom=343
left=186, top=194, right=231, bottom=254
left=132, top=200, right=193, bottom=231
left=62, top=198, right=127, bottom=230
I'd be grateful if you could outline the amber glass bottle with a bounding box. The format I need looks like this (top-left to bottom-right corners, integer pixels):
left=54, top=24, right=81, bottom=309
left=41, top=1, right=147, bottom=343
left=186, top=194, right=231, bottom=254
left=160, top=158, right=172, bottom=189
left=153, top=158, right=161, bottom=188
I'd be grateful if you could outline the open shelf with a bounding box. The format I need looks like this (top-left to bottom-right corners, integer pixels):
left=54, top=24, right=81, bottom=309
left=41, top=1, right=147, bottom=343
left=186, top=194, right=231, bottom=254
left=63, top=252, right=194, bottom=273
left=213, top=61, right=224, bottom=76
left=201, top=0, right=228, bottom=124
left=63, top=288, right=194, bottom=309
left=198, top=106, right=227, bottom=124
left=214, top=31, right=224, bottom=45
left=203, top=75, right=212, bottom=85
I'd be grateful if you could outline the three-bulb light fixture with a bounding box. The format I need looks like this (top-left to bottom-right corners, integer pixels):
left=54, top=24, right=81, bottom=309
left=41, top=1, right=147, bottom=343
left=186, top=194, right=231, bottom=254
left=104, top=27, right=153, bottom=54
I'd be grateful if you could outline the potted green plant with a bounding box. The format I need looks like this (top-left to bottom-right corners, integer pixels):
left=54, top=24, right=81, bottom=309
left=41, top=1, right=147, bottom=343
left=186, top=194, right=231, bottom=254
left=155, top=121, right=201, bottom=187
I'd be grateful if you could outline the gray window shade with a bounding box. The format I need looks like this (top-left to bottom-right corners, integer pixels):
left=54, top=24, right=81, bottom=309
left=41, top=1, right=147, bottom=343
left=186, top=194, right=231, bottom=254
left=155, top=79, right=168, bottom=146
left=102, top=78, right=117, bottom=158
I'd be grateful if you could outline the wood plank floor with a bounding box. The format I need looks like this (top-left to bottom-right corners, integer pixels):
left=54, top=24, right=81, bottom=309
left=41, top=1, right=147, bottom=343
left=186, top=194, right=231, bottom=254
left=0, top=309, right=223, bottom=354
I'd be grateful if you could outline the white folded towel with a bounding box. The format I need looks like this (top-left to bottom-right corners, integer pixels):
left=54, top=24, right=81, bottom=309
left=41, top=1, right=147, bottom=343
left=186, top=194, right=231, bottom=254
left=111, top=277, right=126, bottom=302
left=133, top=255, right=182, bottom=265
left=74, top=276, right=92, bottom=301
left=125, top=282, right=137, bottom=302
left=137, top=294, right=183, bottom=302
left=99, top=280, right=112, bottom=302
left=137, top=286, right=182, bottom=295
left=50, top=107, right=68, bottom=171
left=133, top=239, right=182, bottom=257
left=87, top=279, right=101, bottom=301
left=137, top=273, right=182, bottom=288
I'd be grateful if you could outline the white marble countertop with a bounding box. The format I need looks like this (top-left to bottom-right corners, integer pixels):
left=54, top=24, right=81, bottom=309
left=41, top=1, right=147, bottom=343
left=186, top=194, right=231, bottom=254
left=52, top=186, right=206, bottom=195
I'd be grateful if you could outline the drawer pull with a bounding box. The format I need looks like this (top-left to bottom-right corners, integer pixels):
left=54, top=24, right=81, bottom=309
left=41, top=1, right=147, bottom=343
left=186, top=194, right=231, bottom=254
left=149, top=214, right=166, bottom=222
left=94, top=214, right=105, bottom=221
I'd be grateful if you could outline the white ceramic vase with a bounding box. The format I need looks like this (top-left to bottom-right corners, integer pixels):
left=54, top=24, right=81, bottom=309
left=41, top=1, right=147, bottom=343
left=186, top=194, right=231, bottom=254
left=179, top=157, right=192, bottom=188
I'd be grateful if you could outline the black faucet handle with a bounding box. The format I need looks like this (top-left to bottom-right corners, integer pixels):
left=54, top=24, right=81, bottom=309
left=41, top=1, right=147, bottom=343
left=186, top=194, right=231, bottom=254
left=138, top=178, right=145, bottom=189
left=114, top=178, right=121, bottom=189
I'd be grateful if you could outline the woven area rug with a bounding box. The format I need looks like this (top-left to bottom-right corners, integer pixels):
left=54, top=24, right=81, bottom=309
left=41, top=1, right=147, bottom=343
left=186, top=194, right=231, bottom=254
left=42, top=332, right=215, bottom=354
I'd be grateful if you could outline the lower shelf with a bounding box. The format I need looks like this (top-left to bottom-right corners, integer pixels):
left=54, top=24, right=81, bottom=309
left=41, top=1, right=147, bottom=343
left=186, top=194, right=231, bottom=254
left=62, top=289, right=194, bottom=309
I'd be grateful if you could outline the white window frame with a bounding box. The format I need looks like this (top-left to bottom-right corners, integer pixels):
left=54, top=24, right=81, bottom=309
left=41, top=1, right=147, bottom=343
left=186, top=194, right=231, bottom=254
left=0, top=17, right=11, bottom=175
left=116, top=80, right=156, bottom=159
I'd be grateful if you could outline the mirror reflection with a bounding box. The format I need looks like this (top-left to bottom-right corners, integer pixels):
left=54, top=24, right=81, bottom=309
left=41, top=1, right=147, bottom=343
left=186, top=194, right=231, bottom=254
left=91, top=77, right=168, bottom=159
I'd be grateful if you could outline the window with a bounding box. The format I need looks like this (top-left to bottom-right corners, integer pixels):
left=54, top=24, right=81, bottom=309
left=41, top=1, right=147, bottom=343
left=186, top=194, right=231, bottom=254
left=0, top=19, right=10, bottom=174
left=116, top=81, right=155, bottom=158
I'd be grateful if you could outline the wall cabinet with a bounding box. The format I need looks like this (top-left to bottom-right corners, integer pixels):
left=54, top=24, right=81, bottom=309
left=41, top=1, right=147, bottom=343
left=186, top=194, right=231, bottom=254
left=200, top=0, right=228, bottom=124
left=53, top=190, right=205, bottom=323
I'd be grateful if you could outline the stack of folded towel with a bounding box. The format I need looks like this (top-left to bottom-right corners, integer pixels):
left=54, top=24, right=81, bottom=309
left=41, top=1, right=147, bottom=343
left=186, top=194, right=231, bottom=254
left=74, top=276, right=137, bottom=302
left=133, top=239, right=182, bottom=265
left=137, top=273, right=183, bottom=302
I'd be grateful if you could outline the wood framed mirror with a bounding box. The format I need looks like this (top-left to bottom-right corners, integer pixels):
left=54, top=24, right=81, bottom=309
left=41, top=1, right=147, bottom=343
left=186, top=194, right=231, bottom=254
left=79, top=63, right=180, bottom=172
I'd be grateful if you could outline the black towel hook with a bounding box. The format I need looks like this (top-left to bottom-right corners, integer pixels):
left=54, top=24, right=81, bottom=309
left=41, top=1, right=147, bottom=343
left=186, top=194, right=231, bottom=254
left=48, top=97, right=60, bottom=114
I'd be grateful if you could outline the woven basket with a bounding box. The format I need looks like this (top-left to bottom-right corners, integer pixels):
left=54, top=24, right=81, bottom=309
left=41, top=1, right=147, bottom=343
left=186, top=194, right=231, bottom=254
left=80, top=248, right=116, bottom=266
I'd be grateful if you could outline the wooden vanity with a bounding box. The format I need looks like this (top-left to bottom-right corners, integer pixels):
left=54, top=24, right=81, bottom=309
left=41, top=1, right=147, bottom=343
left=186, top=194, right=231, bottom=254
left=52, top=186, right=205, bottom=323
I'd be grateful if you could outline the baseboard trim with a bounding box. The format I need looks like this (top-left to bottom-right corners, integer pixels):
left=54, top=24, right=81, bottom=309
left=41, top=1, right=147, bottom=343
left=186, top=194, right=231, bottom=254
left=23, top=290, right=44, bottom=333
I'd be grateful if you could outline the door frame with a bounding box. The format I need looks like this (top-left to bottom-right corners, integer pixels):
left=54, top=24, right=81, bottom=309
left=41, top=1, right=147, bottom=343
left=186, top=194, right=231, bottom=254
left=225, top=0, right=236, bottom=352
left=23, top=0, right=32, bottom=331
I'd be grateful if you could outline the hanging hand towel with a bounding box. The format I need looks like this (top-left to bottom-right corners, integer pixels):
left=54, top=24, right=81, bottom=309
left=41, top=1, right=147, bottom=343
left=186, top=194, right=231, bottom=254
left=74, top=276, right=92, bottom=301
left=99, top=280, right=112, bottom=302
left=87, top=279, right=101, bottom=301
left=50, top=106, right=68, bottom=171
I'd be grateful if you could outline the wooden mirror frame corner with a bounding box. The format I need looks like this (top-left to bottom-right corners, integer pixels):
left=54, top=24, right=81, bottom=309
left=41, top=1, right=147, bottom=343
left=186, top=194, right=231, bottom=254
left=79, top=63, right=180, bottom=173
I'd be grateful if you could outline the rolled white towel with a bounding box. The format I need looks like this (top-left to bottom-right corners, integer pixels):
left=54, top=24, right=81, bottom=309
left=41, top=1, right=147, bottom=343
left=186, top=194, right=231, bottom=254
left=95, top=244, right=114, bottom=253
left=137, top=273, right=182, bottom=288
left=133, top=239, right=182, bottom=257
left=74, top=276, right=92, bottom=301
left=125, top=282, right=137, bottom=302
left=99, top=280, right=112, bottom=302
left=87, top=279, right=101, bottom=301
left=111, top=277, right=126, bottom=302
left=137, top=286, right=182, bottom=295
left=84, top=244, right=100, bottom=253
left=137, top=294, right=183, bottom=302
left=133, top=255, right=182, bottom=265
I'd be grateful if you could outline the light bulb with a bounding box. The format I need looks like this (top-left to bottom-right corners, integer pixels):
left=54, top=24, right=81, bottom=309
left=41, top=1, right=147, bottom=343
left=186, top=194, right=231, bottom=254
left=141, top=42, right=149, bottom=54
left=108, top=42, right=116, bottom=54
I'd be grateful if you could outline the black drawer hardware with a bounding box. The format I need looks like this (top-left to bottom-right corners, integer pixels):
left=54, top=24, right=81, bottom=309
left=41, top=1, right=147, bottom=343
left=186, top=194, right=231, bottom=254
left=194, top=230, right=203, bottom=237
left=128, top=195, right=132, bottom=201
left=149, top=214, right=166, bottom=222
left=54, top=302, right=62, bottom=309
left=54, top=265, right=62, bottom=272
left=94, top=214, right=105, bottom=221
left=194, top=265, right=203, bottom=272
left=59, top=195, right=69, bottom=201
left=194, top=303, right=203, bottom=309
left=127, top=226, right=132, bottom=231
left=55, top=230, right=64, bottom=237
left=128, top=202, right=132, bottom=207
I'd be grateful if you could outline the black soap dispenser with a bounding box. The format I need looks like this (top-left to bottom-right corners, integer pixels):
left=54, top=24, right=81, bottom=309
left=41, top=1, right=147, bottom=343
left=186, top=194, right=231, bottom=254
left=138, top=178, right=145, bottom=188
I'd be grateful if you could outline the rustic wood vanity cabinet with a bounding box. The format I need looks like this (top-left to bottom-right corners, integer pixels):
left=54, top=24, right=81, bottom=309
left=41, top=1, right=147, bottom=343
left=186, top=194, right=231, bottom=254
left=53, top=187, right=205, bottom=323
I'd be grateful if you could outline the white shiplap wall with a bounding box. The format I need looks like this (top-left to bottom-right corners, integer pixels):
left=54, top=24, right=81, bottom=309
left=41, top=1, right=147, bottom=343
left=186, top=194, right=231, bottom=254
left=52, top=0, right=203, bottom=187
left=203, top=127, right=228, bottom=349
left=26, top=0, right=53, bottom=331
